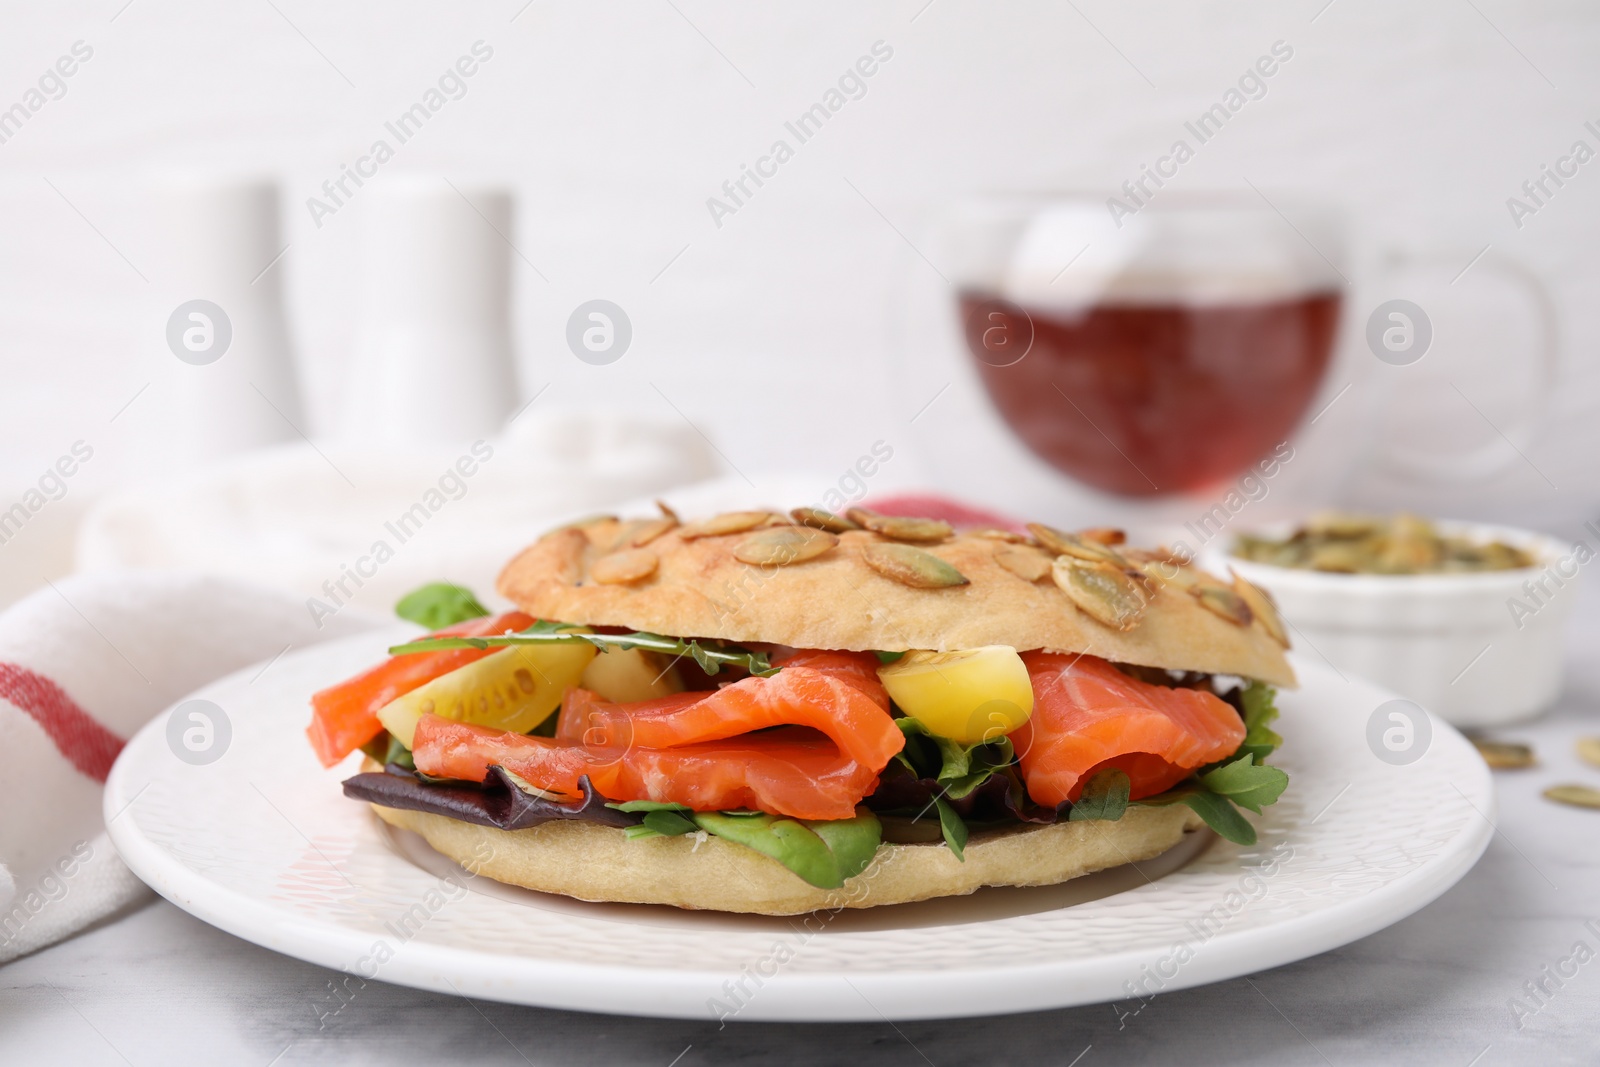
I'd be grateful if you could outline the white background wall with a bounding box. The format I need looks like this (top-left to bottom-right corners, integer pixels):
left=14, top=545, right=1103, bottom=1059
left=2, top=1, right=1598, bottom=535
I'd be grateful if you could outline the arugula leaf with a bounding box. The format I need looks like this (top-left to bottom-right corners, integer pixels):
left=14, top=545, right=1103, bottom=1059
left=606, top=799, right=692, bottom=813
left=1132, top=683, right=1288, bottom=846
left=1237, top=682, right=1284, bottom=763
left=395, top=583, right=489, bottom=630
left=888, top=718, right=1016, bottom=860
left=1199, top=755, right=1289, bottom=814
left=1068, top=768, right=1131, bottom=822
left=1171, top=787, right=1259, bottom=846
left=933, top=797, right=969, bottom=861
left=874, top=650, right=907, bottom=664
left=894, top=718, right=1016, bottom=800
left=389, top=625, right=777, bottom=677
left=1138, top=759, right=1287, bottom=846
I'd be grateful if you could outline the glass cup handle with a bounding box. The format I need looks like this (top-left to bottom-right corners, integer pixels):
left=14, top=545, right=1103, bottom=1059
left=1376, top=251, right=1559, bottom=484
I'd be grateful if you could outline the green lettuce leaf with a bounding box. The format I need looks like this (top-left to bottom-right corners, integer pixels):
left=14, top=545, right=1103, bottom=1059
left=1198, top=755, right=1289, bottom=814
left=615, top=805, right=883, bottom=888
left=803, top=813, right=884, bottom=882
left=360, top=732, right=417, bottom=771
left=932, top=797, right=969, bottom=860
left=1068, top=768, right=1131, bottom=822
left=639, top=809, right=697, bottom=836
left=1237, top=681, right=1284, bottom=763
left=1132, top=683, right=1288, bottom=845
left=894, top=718, right=1015, bottom=800
left=1142, top=785, right=1261, bottom=845
left=692, top=810, right=882, bottom=889
left=394, top=583, right=489, bottom=630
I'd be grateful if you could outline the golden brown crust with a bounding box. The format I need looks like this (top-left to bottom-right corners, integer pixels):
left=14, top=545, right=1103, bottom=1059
left=372, top=803, right=1203, bottom=914
left=496, top=514, right=1295, bottom=686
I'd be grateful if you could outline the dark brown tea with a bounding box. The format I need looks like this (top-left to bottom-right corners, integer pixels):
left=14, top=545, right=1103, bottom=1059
left=961, top=290, right=1340, bottom=497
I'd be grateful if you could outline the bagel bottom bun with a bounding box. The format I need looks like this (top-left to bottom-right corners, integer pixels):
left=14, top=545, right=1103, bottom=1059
left=370, top=803, right=1205, bottom=915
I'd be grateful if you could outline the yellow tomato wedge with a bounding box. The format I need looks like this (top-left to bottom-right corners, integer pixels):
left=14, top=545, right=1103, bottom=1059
left=377, top=640, right=597, bottom=749
left=578, top=647, right=684, bottom=703
left=877, top=645, right=1034, bottom=743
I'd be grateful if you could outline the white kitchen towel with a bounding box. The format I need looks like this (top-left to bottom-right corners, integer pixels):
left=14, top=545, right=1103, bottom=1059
left=75, top=407, right=718, bottom=620
left=0, top=571, right=382, bottom=963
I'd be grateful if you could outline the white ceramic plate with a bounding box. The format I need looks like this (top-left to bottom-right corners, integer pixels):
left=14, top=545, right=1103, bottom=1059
left=105, top=628, right=1493, bottom=1022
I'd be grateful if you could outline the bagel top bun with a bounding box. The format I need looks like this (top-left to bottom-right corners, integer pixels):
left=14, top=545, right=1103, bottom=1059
left=496, top=508, right=1295, bottom=687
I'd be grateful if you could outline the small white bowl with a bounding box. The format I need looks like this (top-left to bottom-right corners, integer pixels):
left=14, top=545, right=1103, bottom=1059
left=1201, top=520, right=1581, bottom=728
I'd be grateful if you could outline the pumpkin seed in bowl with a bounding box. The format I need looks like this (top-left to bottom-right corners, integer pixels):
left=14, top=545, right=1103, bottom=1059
left=1232, top=512, right=1536, bottom=575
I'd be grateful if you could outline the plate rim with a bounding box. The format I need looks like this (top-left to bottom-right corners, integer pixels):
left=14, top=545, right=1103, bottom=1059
left=105, top=631, right=1495, bottom=1022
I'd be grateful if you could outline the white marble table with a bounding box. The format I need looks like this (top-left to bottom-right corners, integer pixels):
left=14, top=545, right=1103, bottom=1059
left=5, top=626, right=1599, bottom=1066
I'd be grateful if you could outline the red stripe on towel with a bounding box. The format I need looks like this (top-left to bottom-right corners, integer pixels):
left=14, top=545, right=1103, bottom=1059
left=0, top=662, right=125, bottom=782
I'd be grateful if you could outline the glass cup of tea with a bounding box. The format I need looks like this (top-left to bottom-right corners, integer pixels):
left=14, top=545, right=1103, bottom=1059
left=896, top=192, right=1559, bottom=530
left=944, top=194, right=1344, bottom=499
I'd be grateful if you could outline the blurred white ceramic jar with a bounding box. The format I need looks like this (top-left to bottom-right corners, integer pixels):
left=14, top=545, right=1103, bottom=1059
left=343, top=176, right=519, bottom=444
left=151, top=174, right=304, bottom=455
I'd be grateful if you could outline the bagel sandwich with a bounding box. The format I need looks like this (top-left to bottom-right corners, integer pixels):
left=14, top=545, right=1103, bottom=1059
left=312, top=504, right=1294, bottom=915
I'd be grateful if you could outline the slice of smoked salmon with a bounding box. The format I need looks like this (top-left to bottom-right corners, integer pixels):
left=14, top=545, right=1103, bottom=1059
left=307, top=611, right=534, bottom=767
left=1009, top=651, right=1245, bottom=807
left=413, top=715, right=878, bottom=820
left=554, top=665, right=903, bottom=772
left=769, top=649, right=891, bottom=710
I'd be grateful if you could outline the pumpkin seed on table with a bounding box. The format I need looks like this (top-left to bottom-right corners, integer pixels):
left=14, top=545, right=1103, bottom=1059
left=860, top=542, right=968, bottom=589
left=678, top=511, right=773, bottom=540
left=1052, top=556, right=1148, bottom=631
left=1542, top=784, right=1600, bottom=810
left=790, top=506, right=861, bottom=534
left=1576, top=737, right=1600, bottom=769
left=1191, top=584, right=1254, bottom=627
left=734, top=526, right=839, bottom=566
left=1470, top=739, right=1536, bottom=769
left=993, top=544, right=1052, bottom=582
left=589, top=548, right=659, bottom=584
left=1232, top=573, right=1289, bottom=647
left=846, top=508, right=953, bottom=544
